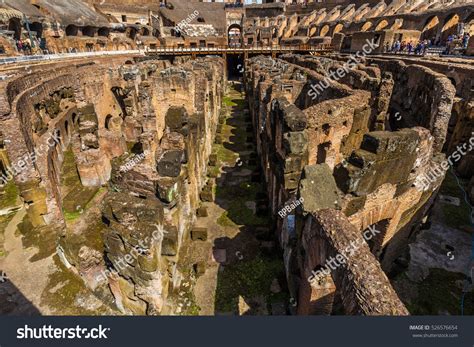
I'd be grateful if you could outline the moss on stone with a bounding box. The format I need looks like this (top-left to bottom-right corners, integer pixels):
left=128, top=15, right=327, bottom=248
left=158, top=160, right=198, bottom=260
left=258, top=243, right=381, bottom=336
left=215, top=253, right=286, bottom=314
left=397, top=269, right=473, bottom=315
left=41, top=256, right=113, bottom=315
left=439, top=171, right=472, bottom=229
left=0, top=180, right=20, bottom=211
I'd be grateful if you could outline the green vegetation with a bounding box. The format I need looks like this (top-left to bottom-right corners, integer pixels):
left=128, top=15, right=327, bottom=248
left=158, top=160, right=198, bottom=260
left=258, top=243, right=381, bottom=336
left=439, top=170, right=472, bottom=229
left=0, top=212, right=15, bottom=258
left=16, top=214, right=58, bottom=262
left=216, top=182, right=269, bottom=226
left=396, top=269, right=473, bottom=315
left=41, top=256, right=113, bottom=315
left=215, top=253, right=287, bottom=313
left=223, top=96, right=238, bottom=107
left=217, top=211, right=237, bottom=227
left=0, top=180, right=20, bottom=211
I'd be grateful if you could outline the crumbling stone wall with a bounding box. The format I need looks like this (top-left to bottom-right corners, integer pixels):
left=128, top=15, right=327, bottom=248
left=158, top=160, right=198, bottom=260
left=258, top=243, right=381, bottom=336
left=245, top=54, right=455, bottom=315
left=0, top=55, right=225, bottom=315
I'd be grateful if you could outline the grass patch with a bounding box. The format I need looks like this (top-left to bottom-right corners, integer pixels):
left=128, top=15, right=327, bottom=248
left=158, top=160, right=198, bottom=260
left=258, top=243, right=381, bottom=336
left=217, top=211, right=237, bottom=227
left=17, top=214, right=58, bottom=261
left=223, top=96, right=238, bottom=107
left=215, top=253, right=287, bottom=313
left=0, top=180, right=20, bottom=210
left=41, top=256, right=113, bottom=315
left=216, top=182, right=269, bottom=227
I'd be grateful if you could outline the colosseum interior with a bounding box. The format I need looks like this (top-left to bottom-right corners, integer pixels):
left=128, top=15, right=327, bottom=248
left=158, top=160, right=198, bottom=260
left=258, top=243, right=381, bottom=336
left=0, top=0, right=472, bottom=316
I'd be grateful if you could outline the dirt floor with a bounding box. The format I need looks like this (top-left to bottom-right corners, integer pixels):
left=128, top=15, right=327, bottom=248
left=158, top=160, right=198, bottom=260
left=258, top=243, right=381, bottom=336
left=174, top=82, right=289, bottom=316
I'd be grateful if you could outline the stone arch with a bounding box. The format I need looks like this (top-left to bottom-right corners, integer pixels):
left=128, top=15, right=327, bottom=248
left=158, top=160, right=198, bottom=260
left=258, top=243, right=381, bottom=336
left=140, top=27, right=150, bottom=36
left=104, top=115, right=113, bottom=130
left=127, top=27, right=138, bottom=40
left=8, top=18, right=22, bottom=40
left=391, top=18, right=403, bottom=30
left=228, top=23, right=242, bottom=47
left=464, top=11, right=474, bottom=36
left=29, top=22, right=43, bottom=39
left=82, top=26, right=96, bottom=37
left=98, top=27, right=110, bottom=37
left=441, top=13, right=461, bottom=42
left=319, top=24, right=330, bottom=37
left=65, top=24, right=79, bottom=36
left=361, top=21, right=373, bottom=32
left=421, top=15, right=439, bottom=41
left=374, top=19, right=388, bottom=31
left=333, top=23, right=344, bottom=35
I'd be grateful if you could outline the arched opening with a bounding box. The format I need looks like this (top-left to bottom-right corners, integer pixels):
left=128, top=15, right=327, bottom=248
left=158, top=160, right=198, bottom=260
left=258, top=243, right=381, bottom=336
left=361, top=21, right=373, bottom=32
left=65, top=25, right=79, bottom=36
left=104, top=115, right=113, bottom=130
left=64, top=120, right=70, bottom=136
left=421, top=15, right=439, bottom=41
left=366, top=219, right=391, bottom=259
left=127, top=27, right=138, bottom=40
left=29, top=22, right=43, bottom=39
left=375, top=20, right=388, bottom=31
left=82, top=26, right=96, bottom=37
left=309, top=26, right=317, bottom=37
left=140, top=27, right=150, bottom=36
left=319, top=25, right=330, bottom=37
left=8, top=18, right=22, bottom=40
left=391, top=18, right=403, bottom=30
left=72, top=113, right=78, bottom=124
left=228, top=24, right=242, bottom=47
left=98, top=27, right=110, bottom=37
left=464, top=12, right=474, bottom=36
left=333, top=23, right=344, bottom=35
left=441, top=13, right=460, bottom=43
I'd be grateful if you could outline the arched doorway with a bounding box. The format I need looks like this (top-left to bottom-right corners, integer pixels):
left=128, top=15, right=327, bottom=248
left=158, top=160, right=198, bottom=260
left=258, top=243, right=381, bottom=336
left=82, top=26, right=96, bottom=37
left=375, top=20, right=388, bottom=31
left=29, top=22, right=43, bottom=39
left=98, top=27, right=110, bottom=37
left=421, top=15, right=439, bottom=41
left=8, top=18, right=22, bottom=40
left=319, top=24, right=330, bottom=37
left=361, top=21, right=373, bottom=32
left=228, top=24, right=242, bottom=47
left=464, top=12, right=474, bottom=36
left=65, top=25, right=79, bottom=36
left=333, top=23, right=344, bottom=35
left=441, top=13, right=461, bottom=43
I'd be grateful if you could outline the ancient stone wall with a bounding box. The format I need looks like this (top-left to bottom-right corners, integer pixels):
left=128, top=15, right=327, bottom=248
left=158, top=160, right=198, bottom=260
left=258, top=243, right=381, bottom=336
left=244, top=53, right=456, bottom=314
left=0, top=55, right=225, bottom=315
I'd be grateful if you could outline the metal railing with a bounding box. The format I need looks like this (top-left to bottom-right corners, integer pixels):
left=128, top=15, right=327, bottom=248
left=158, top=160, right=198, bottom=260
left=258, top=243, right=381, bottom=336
left=147, top=44, right=332, bottom=54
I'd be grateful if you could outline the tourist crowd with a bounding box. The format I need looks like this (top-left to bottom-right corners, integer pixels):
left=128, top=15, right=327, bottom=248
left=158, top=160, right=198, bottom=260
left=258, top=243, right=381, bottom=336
left=384, top=32, right=470, bottom=55
left=15, top=37, right=49, bottom=55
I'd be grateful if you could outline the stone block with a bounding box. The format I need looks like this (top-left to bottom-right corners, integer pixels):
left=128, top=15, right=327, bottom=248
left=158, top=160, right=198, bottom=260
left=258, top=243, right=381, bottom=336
left=191, top=227, right=208, bottom=241
left=197, top=206, right=208, bottom=217
left=299, top=164, right=341, bottom=213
